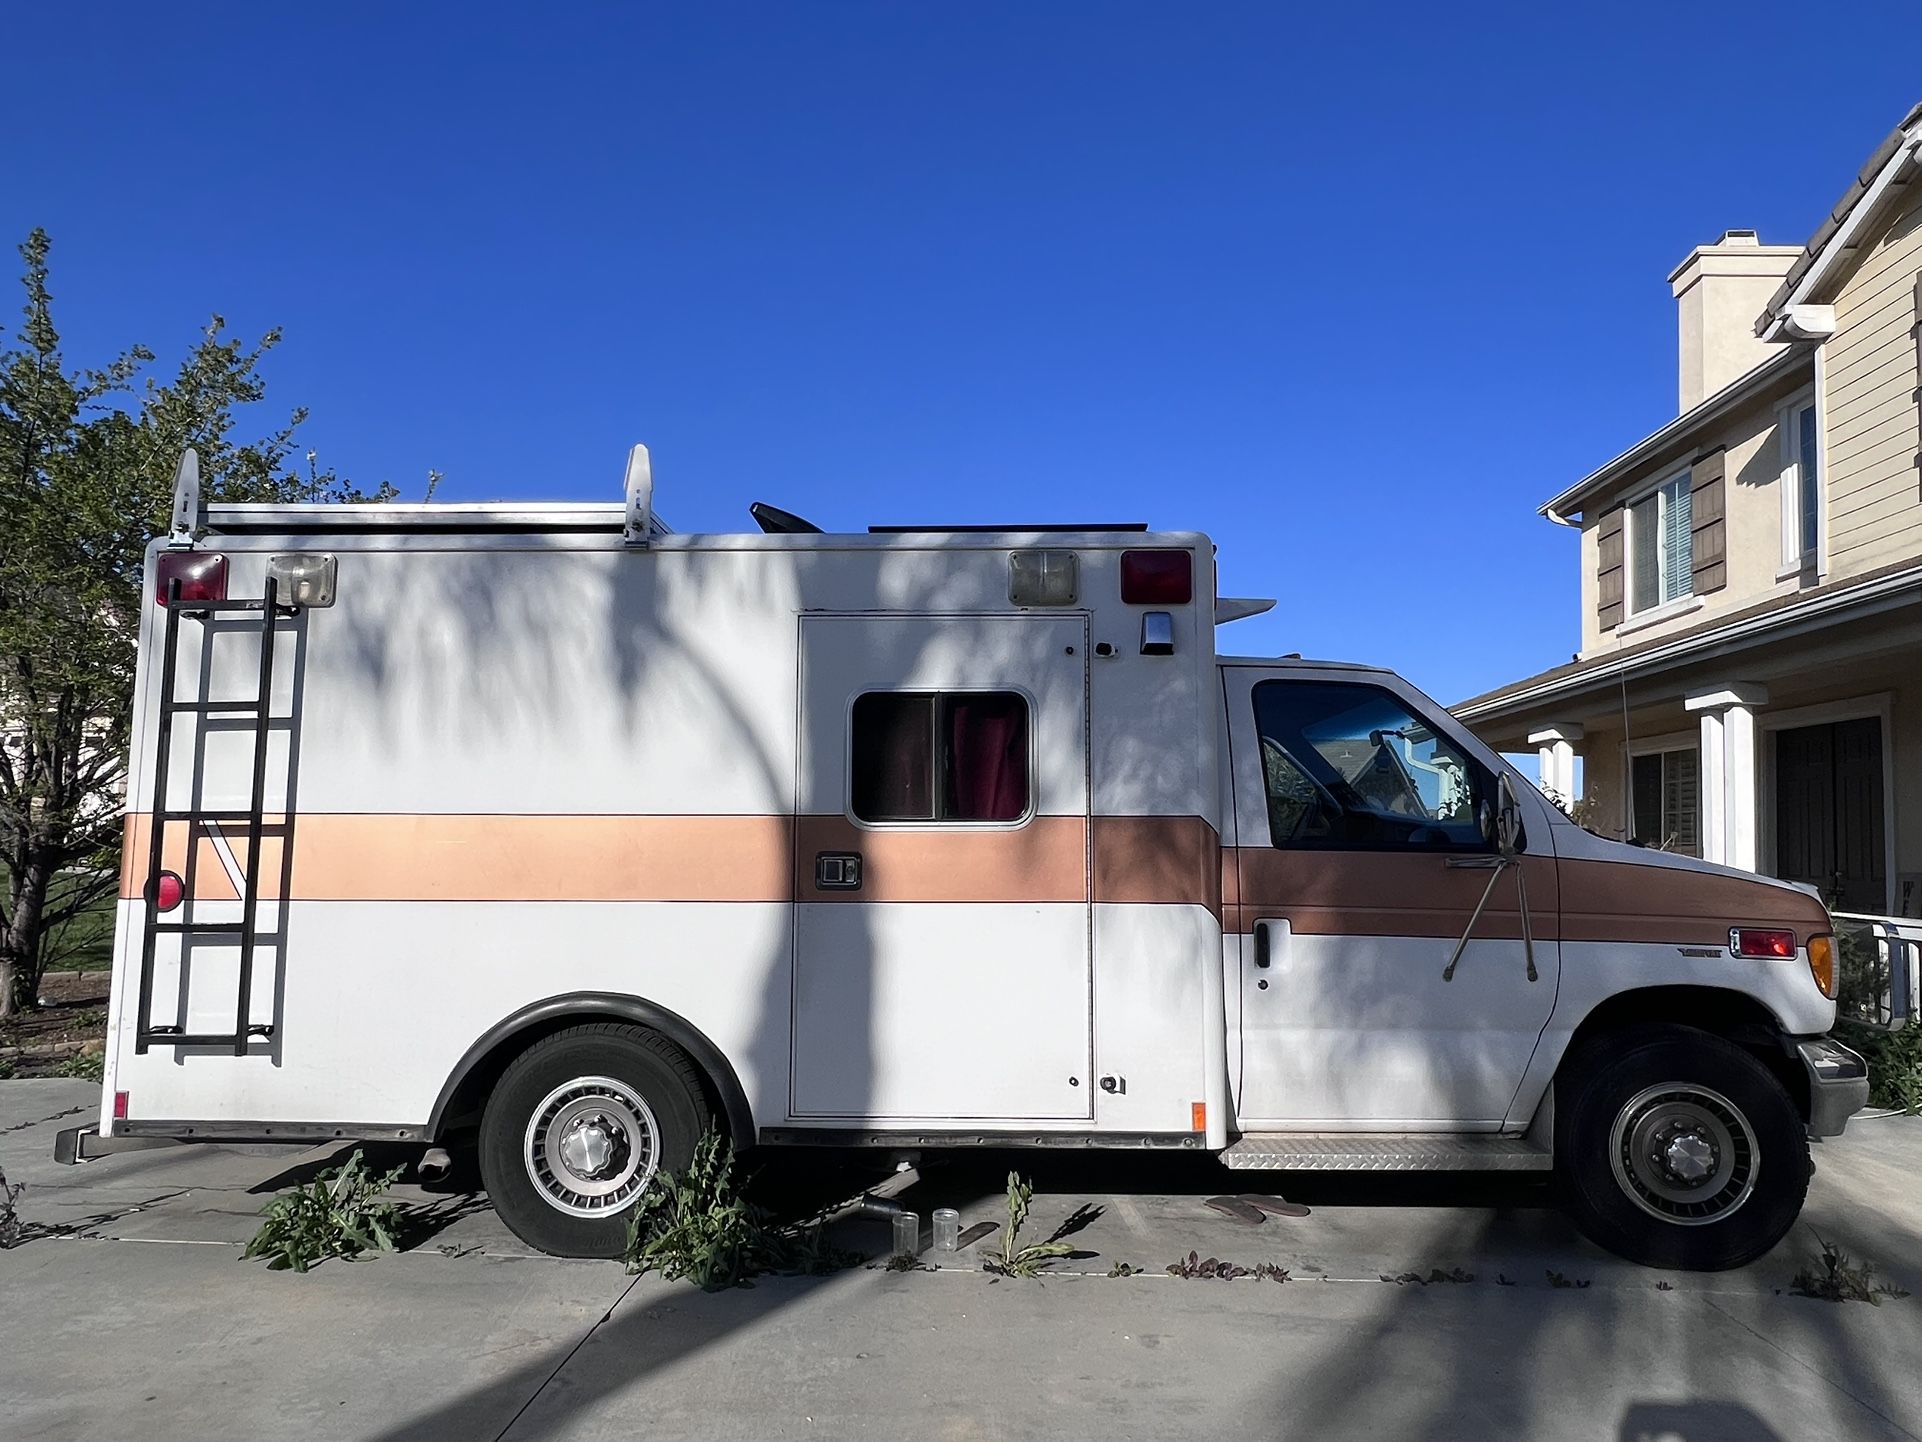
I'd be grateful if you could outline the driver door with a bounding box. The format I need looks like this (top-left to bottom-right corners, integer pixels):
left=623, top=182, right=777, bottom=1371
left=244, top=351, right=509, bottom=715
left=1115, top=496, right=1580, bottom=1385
left=1223, top=667, right=1559, bottom=1128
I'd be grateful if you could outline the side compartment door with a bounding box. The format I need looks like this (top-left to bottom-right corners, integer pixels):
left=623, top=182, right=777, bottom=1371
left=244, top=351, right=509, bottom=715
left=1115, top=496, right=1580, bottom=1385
left=791, top=614, right=1092, bottom=1122
left=1224, top=668, right=1560, bottom=1127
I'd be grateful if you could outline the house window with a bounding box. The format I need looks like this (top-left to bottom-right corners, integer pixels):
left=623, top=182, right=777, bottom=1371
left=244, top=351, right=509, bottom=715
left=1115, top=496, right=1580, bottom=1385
left=1783, top=407, right=1814, bottom=569
left=1628, top=472, right=1692, bottom=614
left=1629, top=747, right=1700, bottom=856
left=850, top=691, right=1030, bottom=823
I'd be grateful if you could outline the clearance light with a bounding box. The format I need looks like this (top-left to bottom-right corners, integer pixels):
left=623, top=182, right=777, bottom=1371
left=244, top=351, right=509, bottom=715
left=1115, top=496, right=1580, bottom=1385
left=267, top=552, right=338, bottom=608
left=1730, top=927, right=1796, bottom=959
left=154, top=550, right=227, bottom=606
left=148, top=871, right=185, bottom=913
left=1008, top=549, right=1078, bottom=607
left=1807, top=933, right=1838, bottom=999
left=1121, top=549, right=1192, bottom=605
left=113, top=1091, right=129, bottom=1121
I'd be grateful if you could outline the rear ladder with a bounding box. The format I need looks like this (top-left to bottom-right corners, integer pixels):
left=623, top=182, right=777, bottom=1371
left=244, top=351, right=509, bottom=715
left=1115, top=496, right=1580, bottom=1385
left=133, top=574, right=298, bottom=1056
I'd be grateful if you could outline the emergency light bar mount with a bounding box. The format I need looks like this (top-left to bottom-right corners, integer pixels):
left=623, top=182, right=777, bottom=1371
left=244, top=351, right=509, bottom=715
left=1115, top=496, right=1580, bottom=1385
left=621, top=443, right=654, bottom=547
left=168, top=448, right=202, bottom=547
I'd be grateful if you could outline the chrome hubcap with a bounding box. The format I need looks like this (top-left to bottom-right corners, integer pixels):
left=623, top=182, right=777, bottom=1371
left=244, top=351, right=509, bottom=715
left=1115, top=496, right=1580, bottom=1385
left=524, top=1076, right=660, bottom=1218
left=1609, top=1083, right=1757, bottom=1226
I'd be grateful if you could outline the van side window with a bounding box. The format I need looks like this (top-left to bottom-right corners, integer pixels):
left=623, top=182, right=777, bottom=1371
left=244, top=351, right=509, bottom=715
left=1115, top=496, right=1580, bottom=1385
left=1251, top=681, right=1491, bottom=851
left=851, top=692, right=1030, bottom=823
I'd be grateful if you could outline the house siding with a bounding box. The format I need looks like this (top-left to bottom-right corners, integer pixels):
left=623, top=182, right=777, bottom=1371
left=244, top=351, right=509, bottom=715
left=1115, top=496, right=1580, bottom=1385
left=1825, top=184, right=1922, bottom=577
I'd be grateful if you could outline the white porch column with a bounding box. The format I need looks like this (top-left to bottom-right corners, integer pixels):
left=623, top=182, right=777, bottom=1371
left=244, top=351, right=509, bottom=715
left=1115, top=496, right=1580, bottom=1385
left=1527, top=724, right=1584, bottom=806
left=1686, top=684, right=1767, bottom=871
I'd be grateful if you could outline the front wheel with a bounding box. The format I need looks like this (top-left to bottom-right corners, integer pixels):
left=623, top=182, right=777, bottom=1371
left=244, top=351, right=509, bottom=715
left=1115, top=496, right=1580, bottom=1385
left=479, top=1023, right=712, bottom=1258
left=1557, top=1024, right=1808, bottom=1271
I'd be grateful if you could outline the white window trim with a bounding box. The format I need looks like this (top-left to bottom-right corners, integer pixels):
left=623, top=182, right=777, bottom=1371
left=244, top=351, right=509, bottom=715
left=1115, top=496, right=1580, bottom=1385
left=1757, top=693, right=1897, bottom=915
left=1623, top=468, right=1695, bottom=617
left=1614, top=593, right=1704, bottom=638
left=1622, top=729, right=1700, bottom=850
left=1775, top=384, right=1820, bottom=577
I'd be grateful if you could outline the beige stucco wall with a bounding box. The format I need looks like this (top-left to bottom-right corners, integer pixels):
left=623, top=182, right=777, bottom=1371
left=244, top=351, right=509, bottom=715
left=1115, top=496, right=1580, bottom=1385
left=1824, top=183, right=1922, bottom=580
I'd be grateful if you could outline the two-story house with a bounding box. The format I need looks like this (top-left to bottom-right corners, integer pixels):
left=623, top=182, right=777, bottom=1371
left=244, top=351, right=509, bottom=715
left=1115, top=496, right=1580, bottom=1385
left=1457, top=101, right=1922, bottom=921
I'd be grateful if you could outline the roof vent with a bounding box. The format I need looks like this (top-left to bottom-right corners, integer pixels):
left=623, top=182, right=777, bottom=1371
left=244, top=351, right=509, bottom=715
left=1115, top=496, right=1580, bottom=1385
left=1718, top=229, right=1760, bottom=246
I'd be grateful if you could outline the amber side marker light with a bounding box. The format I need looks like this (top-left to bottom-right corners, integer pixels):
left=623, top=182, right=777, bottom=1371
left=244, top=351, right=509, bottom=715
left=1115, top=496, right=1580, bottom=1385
left=1806, top=934, right=1838, bottom=1000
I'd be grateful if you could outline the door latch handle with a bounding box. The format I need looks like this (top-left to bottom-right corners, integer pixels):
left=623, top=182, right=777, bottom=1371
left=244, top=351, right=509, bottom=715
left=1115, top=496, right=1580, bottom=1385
left=1444, top=854, right=1505, bottom=869
left=814, top=852, right=862, bottom=891
left=1253, top=921, right=1271, bottom=968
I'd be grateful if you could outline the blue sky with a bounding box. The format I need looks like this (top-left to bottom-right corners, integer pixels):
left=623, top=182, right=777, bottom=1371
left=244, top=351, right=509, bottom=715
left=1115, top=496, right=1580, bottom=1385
left=6, top=5, right=1917, bottom=705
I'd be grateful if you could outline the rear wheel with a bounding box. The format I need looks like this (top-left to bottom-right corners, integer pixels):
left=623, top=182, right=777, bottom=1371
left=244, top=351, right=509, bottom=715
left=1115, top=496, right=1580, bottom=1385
left=1557, top=1024, right=1808, bottom=1271
left=479, top=1023, right=712, bottom=1258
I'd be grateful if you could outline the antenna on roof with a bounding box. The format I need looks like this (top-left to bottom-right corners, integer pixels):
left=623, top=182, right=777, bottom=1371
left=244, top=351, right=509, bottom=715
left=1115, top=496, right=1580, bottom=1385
left=621, top=443, right=654, bottom=547
left=168, top=449, right=201, bottom=548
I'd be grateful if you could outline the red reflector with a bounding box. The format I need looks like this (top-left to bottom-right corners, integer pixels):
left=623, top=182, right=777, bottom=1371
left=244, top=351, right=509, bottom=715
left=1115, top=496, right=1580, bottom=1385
left=150, top=871, right=185, bottom=913
left=154, top=550, right=227, bottom=606
left=1121, top=549, right=1193, bottom=605
left=1731, top=927, right=1796, bottom=959
left=113, top=1091, right=129, bottom=1120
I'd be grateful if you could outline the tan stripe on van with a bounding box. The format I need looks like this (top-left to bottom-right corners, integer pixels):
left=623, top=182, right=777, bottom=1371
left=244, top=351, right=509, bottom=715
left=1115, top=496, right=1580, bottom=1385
left=119, top=811, right=1221, bottom=911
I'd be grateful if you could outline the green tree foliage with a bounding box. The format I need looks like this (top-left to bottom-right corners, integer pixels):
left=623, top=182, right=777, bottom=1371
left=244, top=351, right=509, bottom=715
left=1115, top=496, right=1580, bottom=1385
left=0, top=229, right=396, bottom=1016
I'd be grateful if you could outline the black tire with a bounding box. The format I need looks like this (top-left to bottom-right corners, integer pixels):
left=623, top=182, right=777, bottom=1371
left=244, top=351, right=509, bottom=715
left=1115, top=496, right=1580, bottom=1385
left=1556, top=1023, right=1808, bottom=1271
left=479, top=1023, right=712, bottom=1259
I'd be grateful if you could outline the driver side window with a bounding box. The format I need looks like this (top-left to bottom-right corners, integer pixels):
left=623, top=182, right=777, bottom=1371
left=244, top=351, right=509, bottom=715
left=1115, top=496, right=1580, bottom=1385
left=1251, top=680, right=1493, bottom=852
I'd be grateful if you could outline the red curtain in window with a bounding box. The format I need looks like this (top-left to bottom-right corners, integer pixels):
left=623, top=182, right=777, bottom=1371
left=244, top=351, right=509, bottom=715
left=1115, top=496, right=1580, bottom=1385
left=946, top=695, right=1027, bottom=821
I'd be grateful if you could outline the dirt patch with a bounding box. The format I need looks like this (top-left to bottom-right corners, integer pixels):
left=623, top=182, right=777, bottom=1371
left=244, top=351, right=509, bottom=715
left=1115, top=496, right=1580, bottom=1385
left=0, top=971, right=110, bottom=1077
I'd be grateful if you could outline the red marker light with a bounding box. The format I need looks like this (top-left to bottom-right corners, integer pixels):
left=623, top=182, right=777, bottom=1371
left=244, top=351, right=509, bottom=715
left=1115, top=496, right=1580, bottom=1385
left=1121, top=549, right=1193, bottom=605
left=154, top=550, right=227, bottom=606
left=150, top=870, right=185, bottom=913
left=113, top=1091, right=129, bottom=1120
left=1730, top=927, right=1796, bottom=959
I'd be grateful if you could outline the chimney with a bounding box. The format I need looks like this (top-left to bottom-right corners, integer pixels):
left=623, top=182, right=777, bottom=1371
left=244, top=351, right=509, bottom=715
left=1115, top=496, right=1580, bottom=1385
left=1668, top=231, right=1802, bottom=411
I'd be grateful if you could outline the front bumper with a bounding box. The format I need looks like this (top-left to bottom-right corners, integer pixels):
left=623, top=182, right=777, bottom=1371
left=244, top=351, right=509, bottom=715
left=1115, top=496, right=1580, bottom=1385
left=1798, top=1037, right=1870, bottom=1137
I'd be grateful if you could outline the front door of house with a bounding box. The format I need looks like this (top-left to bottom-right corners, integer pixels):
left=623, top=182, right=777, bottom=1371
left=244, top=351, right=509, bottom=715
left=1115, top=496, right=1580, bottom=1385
left=1774, top=717, right=1885, bottom=913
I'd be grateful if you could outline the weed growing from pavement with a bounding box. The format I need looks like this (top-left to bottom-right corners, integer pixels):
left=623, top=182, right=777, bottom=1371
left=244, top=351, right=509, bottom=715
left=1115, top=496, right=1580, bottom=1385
left=1167, top=1252, right=1288, bottom=1282
left=1545, top=1270, right=1591, bottom=1289
left=981, top=1172, right=1076, bottom=1278
left=1107, top=1261, right=1145, bottom=1277
left=622, top=1130, right=857, bottom=1290
left=0, top=1164, right=27, bottom=1247
left=243, top=1151, right=405, bottom=1272
left=1381, top=1267, right=1474, bottom=1285
left=1790, top=1233, right=1911, bottom=1305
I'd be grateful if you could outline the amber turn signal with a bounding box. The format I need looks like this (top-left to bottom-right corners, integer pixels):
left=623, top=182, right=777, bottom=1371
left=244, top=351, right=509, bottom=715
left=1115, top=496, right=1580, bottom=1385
left=1807, top=933, right=1837, bottom=1000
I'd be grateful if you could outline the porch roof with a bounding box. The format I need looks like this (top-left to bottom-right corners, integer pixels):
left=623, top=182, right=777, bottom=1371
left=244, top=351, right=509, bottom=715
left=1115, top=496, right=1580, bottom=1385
left=1454, top=558, right=1922, bottom=729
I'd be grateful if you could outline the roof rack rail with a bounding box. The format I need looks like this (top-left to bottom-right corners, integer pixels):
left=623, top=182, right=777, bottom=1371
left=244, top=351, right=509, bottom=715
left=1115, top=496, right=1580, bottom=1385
left=867, top=522, right=1149, bottom=534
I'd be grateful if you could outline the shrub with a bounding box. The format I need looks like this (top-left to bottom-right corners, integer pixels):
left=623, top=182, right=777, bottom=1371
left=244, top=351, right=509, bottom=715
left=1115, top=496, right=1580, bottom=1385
left=53, top=1050, right=104, bottom=1082
left=1833, top=1019, right=1922, bottom=1115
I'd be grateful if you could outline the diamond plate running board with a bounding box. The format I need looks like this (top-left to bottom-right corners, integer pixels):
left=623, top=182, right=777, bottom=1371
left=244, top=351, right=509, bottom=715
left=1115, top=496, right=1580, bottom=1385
left=1221, top=1134, right=1552, bottom=1172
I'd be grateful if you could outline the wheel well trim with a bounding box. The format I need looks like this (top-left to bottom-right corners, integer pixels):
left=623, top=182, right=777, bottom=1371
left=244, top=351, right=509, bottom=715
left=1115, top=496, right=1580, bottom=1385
left=1506, top=983, right=1803, bottom=1132
left=426, top=993, right=756, bottom=1144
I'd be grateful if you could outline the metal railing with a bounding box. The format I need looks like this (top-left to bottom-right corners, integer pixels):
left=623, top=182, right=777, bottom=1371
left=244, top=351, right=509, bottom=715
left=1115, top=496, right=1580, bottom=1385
left=1832, top=912, right=1922, bottom=1028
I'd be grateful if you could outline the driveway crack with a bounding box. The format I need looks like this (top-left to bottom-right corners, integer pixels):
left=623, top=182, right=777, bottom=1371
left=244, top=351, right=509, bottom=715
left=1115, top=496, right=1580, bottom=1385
left=1699, top=1293, right=1922, bottom=1441
left=491, top=1272, right=644, bottom=1442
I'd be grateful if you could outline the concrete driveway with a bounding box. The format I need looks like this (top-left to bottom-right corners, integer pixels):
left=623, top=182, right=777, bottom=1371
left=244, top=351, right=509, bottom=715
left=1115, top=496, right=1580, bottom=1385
left=3, top=1079, right=1919, bottom=1442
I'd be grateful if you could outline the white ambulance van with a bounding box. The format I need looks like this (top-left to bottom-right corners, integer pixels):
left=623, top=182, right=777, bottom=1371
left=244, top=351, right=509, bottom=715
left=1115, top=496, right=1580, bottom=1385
left=57, top=448, right=1869, bottom=1270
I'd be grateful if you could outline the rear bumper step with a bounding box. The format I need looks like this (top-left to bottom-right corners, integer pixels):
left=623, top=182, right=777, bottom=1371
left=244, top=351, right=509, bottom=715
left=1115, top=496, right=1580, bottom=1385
left=1222, top=1134, right=1553, bottom=1172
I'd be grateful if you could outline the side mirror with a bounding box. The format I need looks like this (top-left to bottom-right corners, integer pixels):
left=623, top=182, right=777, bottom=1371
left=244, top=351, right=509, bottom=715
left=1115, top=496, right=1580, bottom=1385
left=1496, top=773, right=1524, bottom=858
